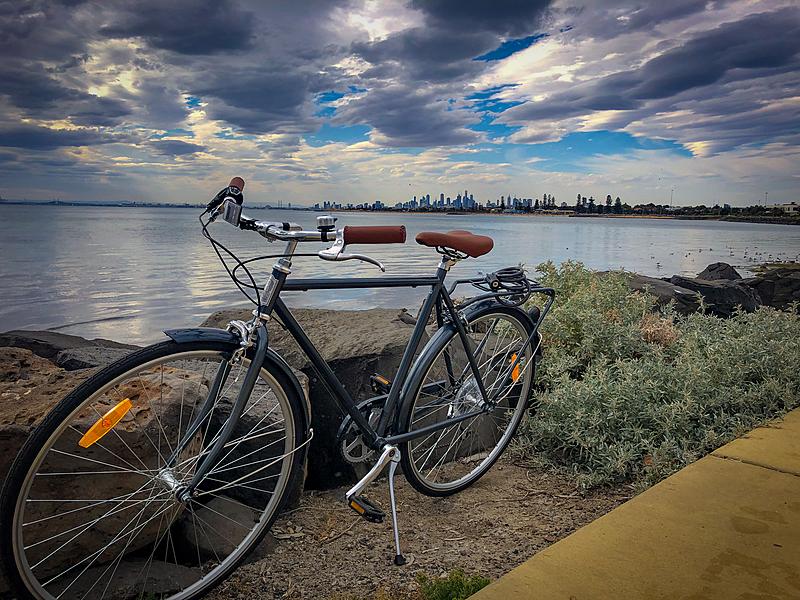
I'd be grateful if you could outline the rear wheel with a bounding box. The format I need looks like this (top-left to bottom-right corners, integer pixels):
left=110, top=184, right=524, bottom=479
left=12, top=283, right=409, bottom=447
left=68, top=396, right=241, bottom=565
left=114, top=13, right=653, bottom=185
left=0, top=340, right=306, bottom=600
left=398, top=306, right=536, bottom=496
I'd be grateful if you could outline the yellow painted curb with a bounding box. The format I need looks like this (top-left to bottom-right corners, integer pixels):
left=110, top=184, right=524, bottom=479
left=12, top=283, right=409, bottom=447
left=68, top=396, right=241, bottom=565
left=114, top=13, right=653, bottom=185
left=473, top=410, right=800, bottom=600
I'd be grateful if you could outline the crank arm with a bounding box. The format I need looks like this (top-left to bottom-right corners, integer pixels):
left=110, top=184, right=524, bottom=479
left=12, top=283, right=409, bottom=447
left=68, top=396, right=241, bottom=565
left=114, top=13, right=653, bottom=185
left=346, top=445, right=400, bottom=501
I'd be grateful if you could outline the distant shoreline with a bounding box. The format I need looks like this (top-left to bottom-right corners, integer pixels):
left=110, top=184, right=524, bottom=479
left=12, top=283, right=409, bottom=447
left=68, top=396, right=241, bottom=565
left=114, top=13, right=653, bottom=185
left=1, top=200, right=797, bottom=226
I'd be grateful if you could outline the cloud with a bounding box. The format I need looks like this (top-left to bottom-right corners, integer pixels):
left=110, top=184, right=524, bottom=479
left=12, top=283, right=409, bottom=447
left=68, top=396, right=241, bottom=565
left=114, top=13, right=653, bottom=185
left=195, top=69, right=321, bottom=134
left=98, top=0, right=256, bottom=55
left=502, top=6, right=800, bottom=153
left=149, top=139, right=206, bottom=155
left=412, top=0, right=551, bottom=36
left=0, top=124, right=124, bottom=150
left=336, top=84, right=480, bottom=147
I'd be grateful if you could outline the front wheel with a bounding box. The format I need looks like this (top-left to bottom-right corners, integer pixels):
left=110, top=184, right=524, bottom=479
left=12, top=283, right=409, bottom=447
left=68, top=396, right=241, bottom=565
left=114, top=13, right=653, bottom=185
left=398, top=305, right=537, bottom=496
left=0, top=339, right=307, bottom=600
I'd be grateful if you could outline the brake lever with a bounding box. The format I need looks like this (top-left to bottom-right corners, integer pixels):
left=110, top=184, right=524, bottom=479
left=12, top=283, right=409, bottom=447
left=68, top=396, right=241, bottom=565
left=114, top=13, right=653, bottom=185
left=318, top=236, right=386, bottom=272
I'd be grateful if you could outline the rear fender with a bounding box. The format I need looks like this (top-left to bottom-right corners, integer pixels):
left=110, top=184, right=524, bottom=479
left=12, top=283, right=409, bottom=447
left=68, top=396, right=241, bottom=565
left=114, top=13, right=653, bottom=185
left=393, top=300, right=536, bottom=432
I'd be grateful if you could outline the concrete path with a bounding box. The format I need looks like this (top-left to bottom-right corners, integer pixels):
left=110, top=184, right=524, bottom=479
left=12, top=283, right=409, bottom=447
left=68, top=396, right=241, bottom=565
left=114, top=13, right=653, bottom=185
left=473, top=409, right=800, bottom=600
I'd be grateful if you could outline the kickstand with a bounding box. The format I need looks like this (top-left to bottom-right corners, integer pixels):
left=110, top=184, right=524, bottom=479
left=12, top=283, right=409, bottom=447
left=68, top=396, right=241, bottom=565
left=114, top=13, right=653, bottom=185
left=387, top=455, right=406, bottom=566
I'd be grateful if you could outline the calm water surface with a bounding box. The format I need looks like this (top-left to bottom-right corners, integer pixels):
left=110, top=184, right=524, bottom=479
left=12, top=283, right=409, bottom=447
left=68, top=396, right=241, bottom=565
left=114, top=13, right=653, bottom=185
left=1, top=205, right=798, bottom=344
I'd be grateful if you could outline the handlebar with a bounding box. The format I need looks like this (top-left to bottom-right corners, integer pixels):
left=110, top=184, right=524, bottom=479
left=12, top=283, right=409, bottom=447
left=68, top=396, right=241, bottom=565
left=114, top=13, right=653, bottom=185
left=343, top=225, right=406, bottom=245
left=209, top=177, right=403, bottom=271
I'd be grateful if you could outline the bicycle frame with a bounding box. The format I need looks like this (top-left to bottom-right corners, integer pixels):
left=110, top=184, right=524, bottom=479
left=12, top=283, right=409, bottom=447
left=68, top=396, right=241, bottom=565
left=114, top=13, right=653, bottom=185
left=175, top=237, right=554, bottom=498
left=269, top=255, right=492, bottom=450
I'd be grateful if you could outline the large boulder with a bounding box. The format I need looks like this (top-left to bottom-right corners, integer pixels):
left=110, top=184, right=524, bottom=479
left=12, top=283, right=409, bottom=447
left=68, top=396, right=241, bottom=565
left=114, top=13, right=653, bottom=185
left=54, top=345, right=132, bottom=370
left=202, top=308, right=422, bottom=489
left=697, top=262, right=742, bottom=281
left=669, top=275, right=761, bottom=317
left=742, top=267, right=800, bottom=311
left=628, top=275, right=701, bottom=315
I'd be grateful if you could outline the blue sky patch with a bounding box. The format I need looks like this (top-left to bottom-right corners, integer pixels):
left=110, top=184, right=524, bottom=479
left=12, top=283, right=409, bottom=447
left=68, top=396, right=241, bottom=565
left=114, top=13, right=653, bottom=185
left=317, top=90, right=345, bottom=103
left=151, top=128, right=195, bottom=139
left=214, top=129, right=257, bottom=140
left=449, top=130, right=693, bottom=172
left=466, top=84, right=524, bottom=113
left=185, top=96, right=202, bottom=108
left=469, top=115, right=521, bottom=140
left=474, top=33, right=548, bottom=61
left=305, top=123, right=371, bottom=147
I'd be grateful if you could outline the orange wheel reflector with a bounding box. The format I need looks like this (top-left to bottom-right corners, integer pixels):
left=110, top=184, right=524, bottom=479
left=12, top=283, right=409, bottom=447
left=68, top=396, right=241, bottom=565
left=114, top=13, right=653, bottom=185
left=78, top=398, right=132, bottom=448
left=510, top=353, right=520, bottom=382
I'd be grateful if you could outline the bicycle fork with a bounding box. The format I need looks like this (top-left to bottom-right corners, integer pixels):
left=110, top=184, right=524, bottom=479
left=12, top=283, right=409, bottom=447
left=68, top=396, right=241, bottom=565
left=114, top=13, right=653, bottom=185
left=345, top=445, right=407, bottom=565
left=162, top=323, right=268, bottom=502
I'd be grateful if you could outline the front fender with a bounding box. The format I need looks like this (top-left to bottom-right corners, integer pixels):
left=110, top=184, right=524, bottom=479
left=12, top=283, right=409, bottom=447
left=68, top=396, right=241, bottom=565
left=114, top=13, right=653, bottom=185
left=164, top=327, right=239, bottom=345
left=163, top=327, right=311, bottom=434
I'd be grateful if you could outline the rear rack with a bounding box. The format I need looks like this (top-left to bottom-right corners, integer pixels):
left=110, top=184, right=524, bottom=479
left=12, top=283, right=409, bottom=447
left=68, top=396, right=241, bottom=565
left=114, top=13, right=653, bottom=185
left=449, top=266, right=555, bottom=308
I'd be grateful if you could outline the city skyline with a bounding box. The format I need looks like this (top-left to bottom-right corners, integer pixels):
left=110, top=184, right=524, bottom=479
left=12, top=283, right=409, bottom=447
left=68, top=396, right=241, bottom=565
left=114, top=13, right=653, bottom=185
left=0, top=1, right=798, bottom=207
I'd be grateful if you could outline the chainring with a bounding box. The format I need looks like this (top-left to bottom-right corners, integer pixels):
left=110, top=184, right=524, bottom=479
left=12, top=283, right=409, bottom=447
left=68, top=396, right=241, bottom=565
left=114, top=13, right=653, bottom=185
left=336, top=397, right=386, bottom=464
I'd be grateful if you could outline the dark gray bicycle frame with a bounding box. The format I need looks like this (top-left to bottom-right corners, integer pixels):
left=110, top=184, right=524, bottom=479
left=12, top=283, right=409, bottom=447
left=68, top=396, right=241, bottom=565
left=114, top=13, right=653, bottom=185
left=272, top=261, right=495, bottom=450
left=177, top=260, right=552, bottom=496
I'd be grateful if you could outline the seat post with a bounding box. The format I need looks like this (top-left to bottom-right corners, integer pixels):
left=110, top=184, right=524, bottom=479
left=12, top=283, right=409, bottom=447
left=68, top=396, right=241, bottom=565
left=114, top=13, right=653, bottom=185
left=437, top=255, right=457, bottom=277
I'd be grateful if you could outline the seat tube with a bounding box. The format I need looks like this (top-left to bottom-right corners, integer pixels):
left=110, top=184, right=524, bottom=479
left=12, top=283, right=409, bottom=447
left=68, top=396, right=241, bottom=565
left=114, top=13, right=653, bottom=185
left=256, top=239, right=297, bottom=319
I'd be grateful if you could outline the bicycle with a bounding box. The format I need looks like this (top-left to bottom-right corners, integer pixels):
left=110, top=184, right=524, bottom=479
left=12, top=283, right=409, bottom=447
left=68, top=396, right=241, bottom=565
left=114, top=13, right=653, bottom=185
left=0, top=177, right=554, bottom=600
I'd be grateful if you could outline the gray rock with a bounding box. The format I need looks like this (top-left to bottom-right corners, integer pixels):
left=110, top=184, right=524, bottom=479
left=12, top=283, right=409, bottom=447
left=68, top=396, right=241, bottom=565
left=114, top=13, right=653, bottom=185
left=669, top=275, right=761, bottom=317
left=17, top=368, right=209, bottom=583
left=743, top=268, right=800, bottom=310
left=0, top=329, right=137, bottom=361
left=628, top=275, right=701, bottom=315
left=697, top=262, right=742, bottom=281
left=46, top=559, right=202, bottom=599
left=55, top=345, right=132, bottom=370
left=174, top=496, right=276, bottom=563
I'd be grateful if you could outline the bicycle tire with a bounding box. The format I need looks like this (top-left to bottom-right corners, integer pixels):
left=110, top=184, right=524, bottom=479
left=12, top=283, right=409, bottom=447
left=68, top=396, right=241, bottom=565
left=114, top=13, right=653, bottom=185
left=0, top=339, right=307, bottom=600
left=397, top=304, right=536, bottom=497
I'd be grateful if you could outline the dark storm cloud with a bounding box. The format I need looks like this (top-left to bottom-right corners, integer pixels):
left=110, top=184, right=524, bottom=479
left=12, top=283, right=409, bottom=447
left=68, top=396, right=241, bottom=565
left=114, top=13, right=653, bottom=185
left=150, top=139, right=206, bottom=155
left=352, top=28, right=495, bottom=82
left=629, top=8, right=800, bottom=100
left=336, top=85, right=480, bottom=147
left=504, top=6, right=800, bottom=151
left=99, top=0, right=255, bottom=55
left=0, top=124, right=122, bottom=150
left=0, top=63, right=132, bottom=126
left=196, top=69, right=324, bottom=134
left=411, top=0, right=552, bottom=36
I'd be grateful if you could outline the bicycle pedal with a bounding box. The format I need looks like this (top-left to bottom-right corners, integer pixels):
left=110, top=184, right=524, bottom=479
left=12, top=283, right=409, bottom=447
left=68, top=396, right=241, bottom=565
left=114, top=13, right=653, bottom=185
left=370, top=373, right=392, bottom=394
left=348, top=495, right=385, bottom=523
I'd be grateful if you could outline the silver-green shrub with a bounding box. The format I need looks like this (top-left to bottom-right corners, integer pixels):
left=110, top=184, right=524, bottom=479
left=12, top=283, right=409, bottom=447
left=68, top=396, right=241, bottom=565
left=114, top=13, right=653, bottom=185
left=515, top=261, right=800, bottom=489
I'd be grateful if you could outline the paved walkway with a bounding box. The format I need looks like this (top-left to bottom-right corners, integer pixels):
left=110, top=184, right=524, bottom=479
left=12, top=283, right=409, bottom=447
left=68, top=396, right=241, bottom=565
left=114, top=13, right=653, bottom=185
left=473, top=408, right=800, bottom=600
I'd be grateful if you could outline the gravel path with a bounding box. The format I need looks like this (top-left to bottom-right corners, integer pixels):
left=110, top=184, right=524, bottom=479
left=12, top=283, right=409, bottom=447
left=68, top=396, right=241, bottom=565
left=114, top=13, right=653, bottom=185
left=207, top=460, right=629, bottom=599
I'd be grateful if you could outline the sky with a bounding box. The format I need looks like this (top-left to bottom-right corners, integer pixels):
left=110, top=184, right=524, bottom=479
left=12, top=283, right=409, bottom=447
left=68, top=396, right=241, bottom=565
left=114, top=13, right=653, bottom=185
left=0, top=0, right=798, bottom=207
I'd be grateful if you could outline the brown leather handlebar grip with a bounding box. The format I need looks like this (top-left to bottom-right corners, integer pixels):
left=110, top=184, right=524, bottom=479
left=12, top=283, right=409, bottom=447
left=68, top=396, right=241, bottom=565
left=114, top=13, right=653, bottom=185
left=343, top=225, right=406, bottom=245
left=229, top=177, right=245, bottom=190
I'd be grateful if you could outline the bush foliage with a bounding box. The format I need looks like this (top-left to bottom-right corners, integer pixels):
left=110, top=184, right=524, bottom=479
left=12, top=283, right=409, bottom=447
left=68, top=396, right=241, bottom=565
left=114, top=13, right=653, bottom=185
left=515, top=261, right=800, bottom=489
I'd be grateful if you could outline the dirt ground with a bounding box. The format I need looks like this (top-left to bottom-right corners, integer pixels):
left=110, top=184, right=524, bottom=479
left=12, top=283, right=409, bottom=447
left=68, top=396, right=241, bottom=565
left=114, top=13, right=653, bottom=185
left=208, top=460, right=630, bottom=600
